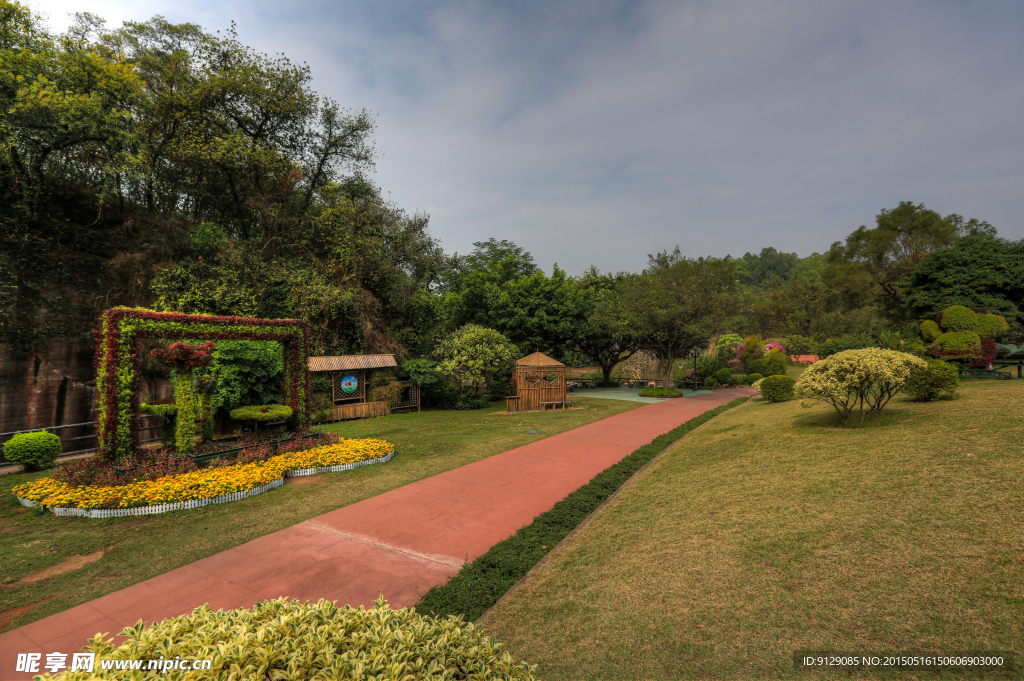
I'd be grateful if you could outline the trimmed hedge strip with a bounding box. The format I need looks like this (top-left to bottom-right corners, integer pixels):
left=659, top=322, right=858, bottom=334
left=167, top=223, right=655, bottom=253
left=414, top=396, right=749, bottom=621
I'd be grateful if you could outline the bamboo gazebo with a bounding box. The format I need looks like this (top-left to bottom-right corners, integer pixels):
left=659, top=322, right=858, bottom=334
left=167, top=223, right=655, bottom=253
left=506, top=351, right=567, bottom=413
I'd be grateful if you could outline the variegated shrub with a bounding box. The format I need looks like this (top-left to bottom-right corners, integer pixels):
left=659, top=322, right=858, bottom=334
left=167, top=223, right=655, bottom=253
left=794, top=348, right=927, bottom=422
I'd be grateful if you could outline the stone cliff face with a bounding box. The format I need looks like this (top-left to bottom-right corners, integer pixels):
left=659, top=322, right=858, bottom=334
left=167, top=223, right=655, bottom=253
left=0, top=336, right=172, bottom=458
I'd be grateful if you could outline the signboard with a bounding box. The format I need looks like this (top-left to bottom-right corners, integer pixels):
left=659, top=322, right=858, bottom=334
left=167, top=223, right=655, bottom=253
left=340, top=374, right=359, bottom=394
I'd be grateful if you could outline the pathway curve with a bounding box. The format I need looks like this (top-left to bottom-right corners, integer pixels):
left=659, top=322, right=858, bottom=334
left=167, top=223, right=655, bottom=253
left=1, top=390, right=753, bottom=676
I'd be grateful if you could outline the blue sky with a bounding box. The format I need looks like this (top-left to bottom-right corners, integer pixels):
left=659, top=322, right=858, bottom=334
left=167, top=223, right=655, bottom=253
left=35, top=0, right=1024, bottom=274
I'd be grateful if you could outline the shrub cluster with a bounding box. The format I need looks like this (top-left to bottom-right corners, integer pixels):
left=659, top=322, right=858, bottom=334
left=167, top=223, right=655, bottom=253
left=52, top=451, right=199, bottom=487
left=754, top=375, right=796, bottom=402
left=923, top=304, right=1007, bottom=366
left=415, top=397, right=748, bottom=622
left=795, top=348, right=926, bottom=422
left=903, top=360, right=959, bottom=402
left=35, top=597, right=537, bottom=681
left=3, top=431, right=61, bottom=470
left=639, top=387, right=682, bottom=397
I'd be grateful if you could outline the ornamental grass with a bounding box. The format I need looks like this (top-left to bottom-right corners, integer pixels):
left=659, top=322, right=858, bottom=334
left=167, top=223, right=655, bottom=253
left=13, top=439, right=393, bottom=511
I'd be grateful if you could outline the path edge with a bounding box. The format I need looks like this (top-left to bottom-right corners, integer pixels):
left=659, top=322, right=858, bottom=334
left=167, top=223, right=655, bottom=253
left=474, top=393, right=755, bottom=625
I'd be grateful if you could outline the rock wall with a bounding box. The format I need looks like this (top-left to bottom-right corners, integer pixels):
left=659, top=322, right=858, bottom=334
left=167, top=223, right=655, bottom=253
left=0, top=335, right=172, bottom=456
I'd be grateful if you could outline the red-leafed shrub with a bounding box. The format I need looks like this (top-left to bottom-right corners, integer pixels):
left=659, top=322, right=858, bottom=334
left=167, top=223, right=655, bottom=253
left=151, top=342, right=216, bottom=371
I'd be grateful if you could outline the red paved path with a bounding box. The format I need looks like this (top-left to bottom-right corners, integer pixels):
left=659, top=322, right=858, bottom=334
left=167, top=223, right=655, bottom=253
left=1, top=390, right=752, bottom=677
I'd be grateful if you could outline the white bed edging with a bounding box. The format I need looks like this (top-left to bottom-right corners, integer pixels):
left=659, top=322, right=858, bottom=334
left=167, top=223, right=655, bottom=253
left=17, top=447, right=395, bottom=518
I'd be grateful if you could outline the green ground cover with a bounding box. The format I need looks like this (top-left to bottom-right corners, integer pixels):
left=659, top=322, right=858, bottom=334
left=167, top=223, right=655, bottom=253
left=479, top=381, right=1024, bottom=680
left=0, top=397, right=639, bottom=633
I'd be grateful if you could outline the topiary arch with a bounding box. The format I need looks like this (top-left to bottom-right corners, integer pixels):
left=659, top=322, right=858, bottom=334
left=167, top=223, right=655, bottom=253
left=95, top=308, right=312, bottom=460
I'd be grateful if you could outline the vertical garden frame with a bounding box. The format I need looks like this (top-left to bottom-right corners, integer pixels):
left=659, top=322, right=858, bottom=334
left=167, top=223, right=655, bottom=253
left=95, top=308, right=312, bottom=460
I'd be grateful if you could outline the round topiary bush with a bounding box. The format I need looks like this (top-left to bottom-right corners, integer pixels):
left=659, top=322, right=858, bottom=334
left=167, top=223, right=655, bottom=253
left=44, top=596, right=538, bottom=680
left=755, top=375, right=796, bottom=403
left=939, top=305, right=977, bottom=332
left=715, top=367, right=733, bottom=384
left=930, top=330, right=982, bottom=359
left=746, top=372, right=763, bottom=384
left=975, top=313, right=1006, bottom=339
left=3, top=431, right=61, bottom=470
left=919, top=320, right=942, bottom=342
left=903, top=360, right=959, bottom=402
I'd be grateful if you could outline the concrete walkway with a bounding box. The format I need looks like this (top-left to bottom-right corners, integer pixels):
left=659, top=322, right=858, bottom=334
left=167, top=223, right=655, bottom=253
left=1, top=389, right=753, bottom=676
left=576, top=386, right=713, bottom=403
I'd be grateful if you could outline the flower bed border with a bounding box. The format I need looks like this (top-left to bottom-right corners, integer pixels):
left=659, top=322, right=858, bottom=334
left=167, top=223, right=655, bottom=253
left=17, top=449, right=394, bottom=519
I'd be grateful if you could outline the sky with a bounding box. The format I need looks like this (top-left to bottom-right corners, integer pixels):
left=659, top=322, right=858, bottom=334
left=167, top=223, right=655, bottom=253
left=32, top=0, right=1024, bottom=275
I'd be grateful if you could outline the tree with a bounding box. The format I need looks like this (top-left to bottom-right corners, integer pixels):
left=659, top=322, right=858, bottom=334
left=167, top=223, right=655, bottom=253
left=823, top=202, right=978, bottom=320
left=573, top=269, right=643, bottom=384
left=609, top=249, right=739, bottom=387
left=434, top=325, right=518, bottom=397
left=902, top=235, right=1024, bottom=342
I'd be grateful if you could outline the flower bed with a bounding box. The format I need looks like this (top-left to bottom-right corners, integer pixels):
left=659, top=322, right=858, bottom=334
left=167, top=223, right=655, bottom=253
left=14, top=438, right=393, bottom=518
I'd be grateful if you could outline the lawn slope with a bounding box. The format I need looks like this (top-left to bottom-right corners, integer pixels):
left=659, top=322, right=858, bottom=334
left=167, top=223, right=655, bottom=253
left=479, top=381, right=1024, bottom=680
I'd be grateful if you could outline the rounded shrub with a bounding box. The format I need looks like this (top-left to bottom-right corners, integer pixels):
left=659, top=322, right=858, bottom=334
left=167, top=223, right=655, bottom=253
left=746, top=372, right=763, bottom=384
left=715, top=367, right=733, bottom=384
left=930, top=330, right=982, bottom=359
left=903, top=360, right=959, bottom=402
left=229, top=404, right=293, bottom=423
left=51, top=596, right=538, bottom=680
left=939, top=305, right=977, bottom=332
left=919, top=320, right=942, bottom=342
left=757, top=375, right=796, bottom=403
left=4, top=431, right=61, bottom=470
left=762, top=349, right=788, bottom=376
left=975, top=313, right=1005, bottom=339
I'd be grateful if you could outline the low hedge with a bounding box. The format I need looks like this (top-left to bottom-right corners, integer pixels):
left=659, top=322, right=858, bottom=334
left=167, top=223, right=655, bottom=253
left=638, top=387, right=682, bottom=397
left=756, top=374, right=796, bottom=402
left=904, top=359, right=959, bottom=402
left=230, top=404, right=294, bottom=423
left=3, top=431, right=61, bottom=470
left=37, top=597, right=537, bottom=680
left=414, top=397, right=749, bottom=622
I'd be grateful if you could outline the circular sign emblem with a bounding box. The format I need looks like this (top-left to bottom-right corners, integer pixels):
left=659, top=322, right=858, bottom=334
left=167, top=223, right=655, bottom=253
left=340, top=374, right=359, bottom=394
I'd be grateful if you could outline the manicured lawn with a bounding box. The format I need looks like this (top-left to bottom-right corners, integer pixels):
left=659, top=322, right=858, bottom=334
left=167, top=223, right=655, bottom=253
left=0, top=396, right=640, bottom=633
left=478, top=380, right=1024, bottom=680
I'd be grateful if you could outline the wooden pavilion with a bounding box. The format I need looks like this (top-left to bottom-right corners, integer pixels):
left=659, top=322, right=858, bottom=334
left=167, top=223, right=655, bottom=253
left=506, top=351, right=567, bottom=413
left=307, top=354, right=419, bottom=422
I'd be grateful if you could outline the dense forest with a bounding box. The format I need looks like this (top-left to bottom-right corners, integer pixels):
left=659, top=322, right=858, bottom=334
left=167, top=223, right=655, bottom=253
left=3, top=2, right=1023, bottom=379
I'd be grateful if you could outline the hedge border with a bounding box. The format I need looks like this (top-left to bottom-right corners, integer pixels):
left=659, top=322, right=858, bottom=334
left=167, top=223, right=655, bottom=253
left=413, top=396, right=751, bottom=623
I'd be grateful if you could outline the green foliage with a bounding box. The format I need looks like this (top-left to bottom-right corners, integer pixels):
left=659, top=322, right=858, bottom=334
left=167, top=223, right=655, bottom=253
left=746, top=372, right=763, bottom=384
left=202, top=340, right=284, bottom=413
left=229, top=404, right=294, bottom=423
left=780, top=334, right=814, bottom=356
left=939, top=305, right=977, bottom=332
left=715, top=367, right=734, bottom=384
left=638, top=387, right=682, bottom=397
left=931, top=330, right=982, bottom=358
left=756, top=375, right=796, bottom=403
left=3, top=431, right=61, bottom=470
left=818, top=334, right=877, bottom=356
left=51, top=597, right=537, bottom=680
left=976, top=313, right=1006, bottom=339
left=762, top=349, right=788, bottom=377
left=903, top=360, right=959, bottom=402
left=400, top=358, right=443, bottom=387
left=738, top=334, right=764, bottom=369
left=902, top=235, right=1024, bottom=342
left=140, top=403, right=178, bottom=447
left=919, top=320, right=942, bottom=342
left=715, top=333, right=743, bottom=352
left=415, top=398, right=747, bottom=622
left=728, top=374, right=747, bottom=386
left=795, top=348, right=927, bottom=422
left=197, top=375, right=216, bottom=441
left=434, top=324, right=518, bottom=397
left=171, top=371, right=197, bottom=454
left=608, top=250, right=738, bottom=386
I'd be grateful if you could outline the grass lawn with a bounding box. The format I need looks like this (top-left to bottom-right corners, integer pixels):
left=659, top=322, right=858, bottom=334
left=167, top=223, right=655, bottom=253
left=0, top=396, right=640, bottom=633
left=479, top=380, right=1024, bottom=680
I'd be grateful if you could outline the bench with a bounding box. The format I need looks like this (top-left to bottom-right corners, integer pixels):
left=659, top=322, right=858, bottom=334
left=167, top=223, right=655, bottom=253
left=542, top=401, right=567, bottom=411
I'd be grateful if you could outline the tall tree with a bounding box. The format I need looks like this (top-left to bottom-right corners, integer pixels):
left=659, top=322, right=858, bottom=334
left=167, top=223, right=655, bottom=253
left=574, top=269, right=643, bottom=384
left=823, top=201, right=985, bottom=320
left=609, top=249, right=738, bottom=387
